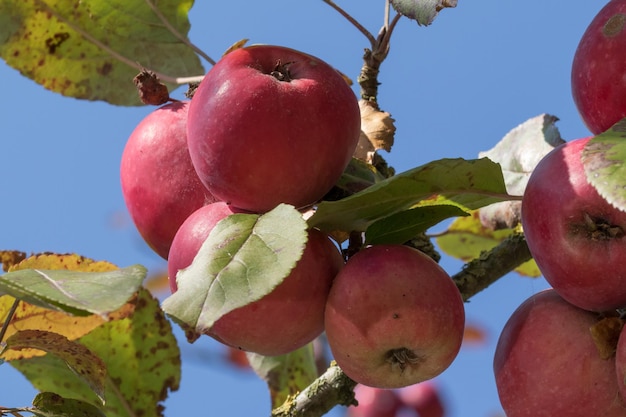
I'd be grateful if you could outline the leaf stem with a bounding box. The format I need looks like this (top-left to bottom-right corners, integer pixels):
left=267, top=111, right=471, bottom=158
left=321, top=0, right=376, bottom=46
left=143, top=0, right=216, bottom=65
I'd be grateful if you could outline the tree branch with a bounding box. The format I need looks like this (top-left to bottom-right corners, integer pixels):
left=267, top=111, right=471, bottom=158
left=453, top=232, right=532, bottom=301
left=271, top=363, right=357, bottom=417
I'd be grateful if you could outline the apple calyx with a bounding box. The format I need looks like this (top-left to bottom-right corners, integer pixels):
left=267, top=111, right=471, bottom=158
left=385, top=347, right=423, bottom=374
left=573, top=213, right=625, bottom=241
left=270, top=59, right=295, bottom=82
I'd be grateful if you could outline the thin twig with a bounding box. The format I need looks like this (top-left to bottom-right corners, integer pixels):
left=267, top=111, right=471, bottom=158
left=387, top=12, right=402, bottom=39
left=384, top=0, right=390, bottom=30
left=143, top=0, right=216, bottom=65
left=322, top=0, right=376, bottom=46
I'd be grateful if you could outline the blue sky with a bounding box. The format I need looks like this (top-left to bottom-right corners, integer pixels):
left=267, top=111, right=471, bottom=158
left=0, top=2, right=605, bottom=416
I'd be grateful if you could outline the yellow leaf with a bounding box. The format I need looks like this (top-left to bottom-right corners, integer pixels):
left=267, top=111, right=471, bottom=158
left=0, top=253, right=135, bottom=361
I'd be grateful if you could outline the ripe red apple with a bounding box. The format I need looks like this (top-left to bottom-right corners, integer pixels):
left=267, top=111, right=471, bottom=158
left=396, top=382, right=445, bottom=417
left=572, top=0, right=626, bottom=134
left=167, top=202, right=344, bottom=355
left=494, top=289, right=626, bottom=417
left=347, top=385, right=401, bottom=417
left=324, top=245, right=465, bottom=389
left=186, top=44, right=361, bottom=213
left=120, top=101, right=216, bottom=259
left=521, top=137, right=626, bottom=312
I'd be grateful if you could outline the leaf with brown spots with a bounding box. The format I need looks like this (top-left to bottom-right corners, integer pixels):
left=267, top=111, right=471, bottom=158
left=0, top=0, right=203, bottom=105
left=0, top=253, right=136, bottom=361
left=0, top=250, right=27, bottom=272
left=31, top=392, right=106, bottom=417
left=11, top=288, right=181, bottom=417
left=4, top=330, right=107, bottom=402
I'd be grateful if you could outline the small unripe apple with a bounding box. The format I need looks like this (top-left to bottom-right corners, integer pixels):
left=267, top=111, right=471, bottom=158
left=572, top=0, right=626, bottom=134
left=167, top=202, right=344, bottom=355
left=521, top=137, right=626, bottom=312
left=494, top=289, right=626, bottom=416
left=325, top=245, right=465, bottom=389
left=187, top=44, right=361, bottom=213
left=120, top=101, right=216, bottom=259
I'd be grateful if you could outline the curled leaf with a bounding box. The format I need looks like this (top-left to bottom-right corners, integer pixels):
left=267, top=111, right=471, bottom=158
left=358, top=99, right=396, bottom=154
left=478, top=114, right=565, bottom=230
left=390, top=0, right=458, bottom=26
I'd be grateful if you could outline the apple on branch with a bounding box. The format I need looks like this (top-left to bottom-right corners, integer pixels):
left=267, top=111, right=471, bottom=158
left=186, top=44, right=361, bottom=213
left=494, top=289, right=626, bottom=416
left=167, top=202, right=344, bottom=356
left=521, top=137, right=626, bottom=312
left=325, top=244, right=465, bottom=389
left=120, top=101, right=217, bottom=260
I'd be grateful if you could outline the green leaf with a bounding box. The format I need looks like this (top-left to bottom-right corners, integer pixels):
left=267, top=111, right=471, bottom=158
left=162, top=204, right=308, bottom=342
left=582, top=118, right=626, bottom=213
left=308, top=158, right=512, bottom=233
left=246, top=343, right=318, bottom=408
left=436, top=211, right=541, bottom=277
left=365, top=205, right=468, bottom=245
left=0, top=0, right=204, bottom=105
left=3, top=330, right=106, bottom=403
left=0, top=265, right=146, bottom=317
left=11, top=288, right=181, bottom=417
left=390, top=0, right=457, bottom=26
left=31, top=392, right=106, bottom=417
left=478, top=114, right=565, bottom=229
left=332, top=157, right=387, bottom=196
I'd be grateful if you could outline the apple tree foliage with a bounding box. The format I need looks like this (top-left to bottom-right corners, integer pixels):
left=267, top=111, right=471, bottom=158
left=0, top=1, right=625, bottom=416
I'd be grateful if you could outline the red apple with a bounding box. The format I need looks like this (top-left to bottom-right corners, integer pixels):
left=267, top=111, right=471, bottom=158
left=494, top=289, right=626, bottom=417
left=572, top=0, right=626, bottom=134
left=120, top=101, right=216, bottom=259
left=347, top=385, right=401, bottom=417
left=521, top=137, right=626, bottom=312
left=324, top=245, right=465, bottom=389
left=167, top=202, right=344, bottom=355
left=396, top=382, right=445, bottom=417
left=186, top=44, right=361, bottom=213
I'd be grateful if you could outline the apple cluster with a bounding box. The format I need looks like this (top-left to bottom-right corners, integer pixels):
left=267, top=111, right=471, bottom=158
left=494, top=2, right=626, bottom=413
left=121, top=44, right=466, bottom=393
left=494, top=137, right=626, bottom=415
